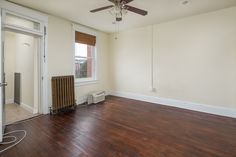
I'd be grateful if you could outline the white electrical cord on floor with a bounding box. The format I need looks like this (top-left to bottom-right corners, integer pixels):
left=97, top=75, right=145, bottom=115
left=0, top=130, right=27, bottom=153
left=0, top=136, right=17, bottom=145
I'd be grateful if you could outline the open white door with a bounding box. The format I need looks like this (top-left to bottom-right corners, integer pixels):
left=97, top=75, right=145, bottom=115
left=0, top=8, right=7, bottom=142
left=0, top=8, right=3, bottom=142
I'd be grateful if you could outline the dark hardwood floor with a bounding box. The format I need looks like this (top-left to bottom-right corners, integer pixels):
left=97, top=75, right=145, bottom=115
left=1, top=96, right=236, bottom=157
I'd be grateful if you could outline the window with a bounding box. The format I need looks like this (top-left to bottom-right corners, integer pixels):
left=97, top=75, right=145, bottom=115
left=74, top=31, right=97, bottom=83
left=5, top=13, right=41, bottom=31
left=4, top=11, right=42, bottom=35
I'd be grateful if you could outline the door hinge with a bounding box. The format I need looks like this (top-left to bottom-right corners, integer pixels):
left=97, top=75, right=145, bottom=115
left=43, top=26, right=46, bottom=63
left=43, top=55, right=46, bottom=63
left=0, top=82, right=8, bottom=87
left=2, top=41, right=5, bottom=63
left=44, top=26, right=47, bottom=35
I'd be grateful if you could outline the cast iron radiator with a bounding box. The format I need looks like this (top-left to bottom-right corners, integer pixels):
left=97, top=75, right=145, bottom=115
left=14, top=73, right=21, bottom=105
left=50, top=75, right=76, bottom=114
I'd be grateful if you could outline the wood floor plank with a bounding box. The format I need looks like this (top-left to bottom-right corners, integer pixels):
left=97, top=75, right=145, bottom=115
left=1, top=96, right=236, bottom=157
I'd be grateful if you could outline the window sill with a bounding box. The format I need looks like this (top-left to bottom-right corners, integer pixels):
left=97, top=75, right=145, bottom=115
left=75, top=79, right=98, bottom=87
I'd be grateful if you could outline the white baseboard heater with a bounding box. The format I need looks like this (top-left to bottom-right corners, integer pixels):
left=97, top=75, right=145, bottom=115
left=88, top=91, right=106, bottom=104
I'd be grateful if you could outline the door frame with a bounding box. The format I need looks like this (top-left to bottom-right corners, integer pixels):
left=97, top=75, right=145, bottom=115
left=0, top=0, right=48, bottom=113
left=0, top=1, right=48, bottom=141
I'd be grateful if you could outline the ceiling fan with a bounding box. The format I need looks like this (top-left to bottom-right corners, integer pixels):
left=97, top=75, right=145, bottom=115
left=90, top=0, right=148, bottom=22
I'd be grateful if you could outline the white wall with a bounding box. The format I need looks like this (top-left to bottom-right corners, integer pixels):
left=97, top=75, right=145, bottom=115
left=109, top=7, right=236, bottom=110
left=47, top=16, right=110, bottom=105
left=5, top=32, right=16, bottom=102
left=15, top=33, right=35, bottom=108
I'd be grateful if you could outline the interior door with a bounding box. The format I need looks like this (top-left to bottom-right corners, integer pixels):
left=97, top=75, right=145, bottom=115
left=0, top=8, right=3, bottom=142
left=0, top=8, right=7, bottom=142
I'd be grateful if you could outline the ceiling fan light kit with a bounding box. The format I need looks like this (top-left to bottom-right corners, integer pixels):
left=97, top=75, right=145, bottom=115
left=90, top=0, right=148, bottom=22
left=108, top=6, right=127, bottom=22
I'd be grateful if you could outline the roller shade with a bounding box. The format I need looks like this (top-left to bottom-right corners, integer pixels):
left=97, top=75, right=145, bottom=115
left=75, top=31, right=96, bottom=46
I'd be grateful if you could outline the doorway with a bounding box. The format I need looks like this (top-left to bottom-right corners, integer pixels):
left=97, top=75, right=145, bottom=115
left=0, top=1, right=48, bottom=142
left=4, top=31, right=40, bottom=124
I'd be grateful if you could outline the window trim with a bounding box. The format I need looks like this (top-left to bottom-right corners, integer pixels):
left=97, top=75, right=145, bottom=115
left=72, top=24, right=98, bottom=86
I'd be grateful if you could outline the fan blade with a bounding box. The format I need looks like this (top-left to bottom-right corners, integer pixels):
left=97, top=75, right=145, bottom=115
left=90, top=5, right=114, bottom=13
left=125, top=5, right=148, bottom=16
left=116, top=17, right=122, bottom=21
left=121, top=0, right=133, bottom=4
left=109, top=0, right=133, bottom=4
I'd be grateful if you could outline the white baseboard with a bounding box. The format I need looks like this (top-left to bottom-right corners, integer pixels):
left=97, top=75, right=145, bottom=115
left=6, top=99, right=14, bottom=104
left=109, top=91, right=236, bottom=118
left=20, top=103, right=34, bottom=113
left=33, top=107, right=38, bottom=114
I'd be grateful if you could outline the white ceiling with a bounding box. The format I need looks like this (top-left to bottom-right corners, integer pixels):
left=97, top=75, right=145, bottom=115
left=8, top=0, right=236, bottom=33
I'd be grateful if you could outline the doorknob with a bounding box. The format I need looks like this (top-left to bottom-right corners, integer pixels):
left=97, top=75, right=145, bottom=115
left=0, top=82, right=8, bottom=87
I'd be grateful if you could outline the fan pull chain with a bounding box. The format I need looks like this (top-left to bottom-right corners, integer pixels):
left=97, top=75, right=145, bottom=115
left=114, top=21, right=120, bottom=40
